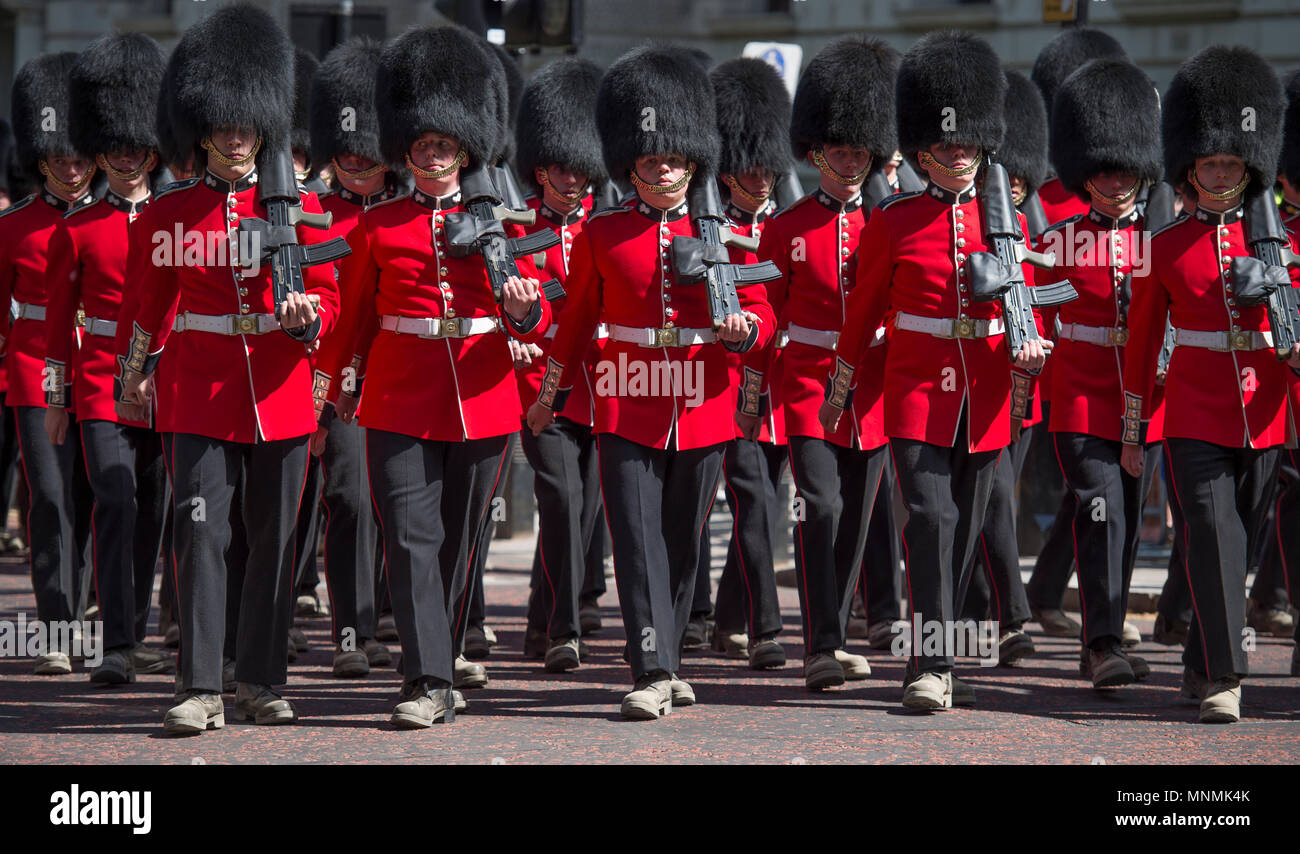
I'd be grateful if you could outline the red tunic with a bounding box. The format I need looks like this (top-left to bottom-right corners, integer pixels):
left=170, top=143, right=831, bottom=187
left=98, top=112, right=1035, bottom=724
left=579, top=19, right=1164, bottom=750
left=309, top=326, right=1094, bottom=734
left=1124, top=205, right=1292, bottom=449
left=319, top=188, right=550, bottom=443
left=545, top=197, right=776, bottom=451
left=1038, top=176, right=1089, bottom=229
left=46, top=192, right=150, bottom=425
left=130, top=170, right=341, bottom=443
left=0, top=190, right=97, bottom=409
left=723, top=200, right=779, bottom=443
left=836, top=184, right=1038, bottom=453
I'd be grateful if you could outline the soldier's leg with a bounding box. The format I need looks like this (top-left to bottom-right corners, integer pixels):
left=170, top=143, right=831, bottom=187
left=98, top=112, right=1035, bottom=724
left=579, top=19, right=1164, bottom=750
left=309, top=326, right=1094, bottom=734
left=131, top=427, right=169, bottom=644
left=78, top=419, right=142, bottom=655
left=834, top=444, right=886, bottom=641
left=14, top=406, right=78, bottom=627
left=716, top=437, right=783, bottom=639
left=519, top=417, right=587, bottom=642
left=787, top=437, right=848, bottom=656
left=440, top=436, right=511, bottom=655
left=1027, top=496, right=1076, bottom=612
left=665, top=443, right=726, bottom=672
left=861, top=460, right=900, bottom=626
left=319, top=416, right=379, bottom=644
left=291, top=455, right=325, bottom=606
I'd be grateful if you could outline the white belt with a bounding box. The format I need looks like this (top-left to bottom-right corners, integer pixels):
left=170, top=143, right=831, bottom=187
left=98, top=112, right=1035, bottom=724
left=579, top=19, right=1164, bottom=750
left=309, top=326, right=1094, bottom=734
left=545, top=322, right=609, bottom=341
left=15, top=303, right=45, bottom=322
left=1173, top=328, right=1273, bottom=352
left=894, top=312, right=1005, bottom=339
left=82, top=317, right=118, bottom=338
left=1058, top=322, right=1129, bottom=347
left=173, top=312, right=279, bottom=335
left=608, top=323, right=716, bottom=347
left=380, top=314, right=500, bottom=339
left=784, top=323, right=840, bottom=351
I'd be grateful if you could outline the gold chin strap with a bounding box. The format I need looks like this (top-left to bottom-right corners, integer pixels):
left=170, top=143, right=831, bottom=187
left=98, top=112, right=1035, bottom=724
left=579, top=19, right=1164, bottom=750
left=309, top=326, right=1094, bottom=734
left=406, top=148, right=467, bottom=180
left=1189, top=170, right=1250, bottom=202
left=723, top=173, right=771, bottom=207
left=333, top=157, right=387, bottom=181
left=201, top=135, right=261, bottom=168
left=1085, top=178, right=1140, bottom=206
left=1011, top=187, right=1027, bottom=207
left=812, top=148, right=872, bottom=185
left=629, top=164, right=694, bottom=195
left=39, top=159, right=97, bottom=196
left=917, top=149, right=982, bottom=178
left=96, top=152, right=157, bottom=183
left=537, top=168, right=589, bottom=203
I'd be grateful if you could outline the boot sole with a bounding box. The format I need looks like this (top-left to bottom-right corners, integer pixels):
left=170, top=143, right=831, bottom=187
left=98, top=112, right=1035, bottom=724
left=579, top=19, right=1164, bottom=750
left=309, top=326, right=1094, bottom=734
left=1199, top=707, right=1240, bottom=723
left=805, top=668, right=846, bottom=690
left=902, top=691, right=952, bottom=711
left=391, top=709, right=455, bottom=729
left=544, top=654, right=580, bottom=673
left=235, top=708, right=298, bottom=725
left=454, top=674, right=489, bottom=690
left=749, top=649, right=786, bottom=670
left=164, top=712, right=224, bottom=735
left=90, top=669, right=135, bottom=685
left=621, top=698, right=671, bottom=720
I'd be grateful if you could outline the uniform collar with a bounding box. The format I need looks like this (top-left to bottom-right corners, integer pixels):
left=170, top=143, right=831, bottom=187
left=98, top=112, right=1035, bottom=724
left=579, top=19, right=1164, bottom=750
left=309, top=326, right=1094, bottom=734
left=41, top=190, right=94, bottom=213
left=635, top=199, right=689, bottom=221
left=1193, top=204, right=1244, bottom=225
left=103, top=190, right=149, bottom=216
left=336, top=182, right=400, bottom=208
left=411, top=188, right=462, bottom=210
left=814, top=188, right=862, bottom=212
left=538, top=199, right=586, bottom=225
left=925, top=183, right=977, bottom=206
left=1087, top=207, right=1141, bottom=230
left=203, top=169, right=258, bottom=194
left=726, top=199, right=774, bottom=226
left=1281, top=199, right=1300, bottom=218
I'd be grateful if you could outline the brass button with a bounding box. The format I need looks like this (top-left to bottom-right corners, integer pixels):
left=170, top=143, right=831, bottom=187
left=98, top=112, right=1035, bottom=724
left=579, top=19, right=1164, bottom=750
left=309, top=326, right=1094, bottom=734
left=955, top=209, right=964, bottom=219
left=955, top=223, right=964, bottom=232
left=240, top=305, right=249, bottom=314
left=956, top=238, right=966, bottom=248
left=239, top=287, right=248, bottom=296
left=446, top=309, right=456, bottom=318
left=439, top=267, right=448, bottom=276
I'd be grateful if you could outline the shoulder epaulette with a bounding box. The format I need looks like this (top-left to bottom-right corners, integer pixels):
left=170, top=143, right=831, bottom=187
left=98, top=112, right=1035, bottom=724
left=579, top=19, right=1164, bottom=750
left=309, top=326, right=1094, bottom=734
left=1151, top=213, right=1191, bottom=240
left=365, top=192, right=409, bottom=212
left=588, top=206, right=633, bottom=221
left=63, top=198, right=102, bottom=219
left=1041, top=213, right=1084, bottom=236
left=876, top=190, right=922, bottom=211
left=154, top=177, right=200, bottom=200
left=0, top=194, right=35, bottom=219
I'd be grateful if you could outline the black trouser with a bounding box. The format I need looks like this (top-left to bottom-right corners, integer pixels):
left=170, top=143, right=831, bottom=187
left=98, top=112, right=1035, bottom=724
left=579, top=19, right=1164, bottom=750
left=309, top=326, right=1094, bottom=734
left=890, top=416, right=1000, bottom=674
left=521, top=417, right=603, bottom=641
left=581, top=521, right=608, bottom=602
left=787, top=437, right=887, bottom=655
left=691, top=522, right=713, bottom=616
left=598, top=433, right=723, bottom=680
left=367, top=430, right=509, bottom=683
left=1051, top=433, right=1157, bottom=646
left=859, top=457, right=900, bottom=625
left=292, top=455, right=325, bottom=598
left=1157, top=447, right=1193, bottom=625
left=171, top=433, right=308, bottom=693
left=15, top=406, right=92, bottom=626
left=1251, top=449, right=1297, bottom=611
left=454, top=432, right=512, bottom=651
left=1164, top=438, right=1278, bottom=681
left=79, top=420, right=168, bottom=651
left=1028, top=495, right=1076, bottom=612
left=961, top=444, right=1031, bottom=629
left=0, top=395, right=21, bottom=532
left=714, top=439, right=786, bottom=639
left=318, top=417, right=380, bottom=644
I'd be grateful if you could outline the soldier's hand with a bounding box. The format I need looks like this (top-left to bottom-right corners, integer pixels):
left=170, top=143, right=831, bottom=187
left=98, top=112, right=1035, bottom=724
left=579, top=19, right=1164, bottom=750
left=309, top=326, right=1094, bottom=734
left=1288, top=343, right=1300, bottom=371
left=1155, top=369, right=1167, bottom=387
left=735, top=410, right=761, bottom=441
left=503, top=275, right=540, bottom=323
left=115, top=399, right=146, bottom=424
left=44, top=406, right=68, bottom=446
left=1120, top=444, right=1144, bottom=478
left=336, top=391, right=360, bottom=424
left=278, top=291, right=319, bottom=331
left=818, top=399, right=843, bottom=434
left=718, top=312, right=753, bottom=344
left=527, top=400, right=555, bottom=436
left=304, top=338, right=321, bottom=356
left=122, top=371, right=153, bottom=405
left=1013, top=337, right=1051, bottom=372
left=310, top=425, right=328, bottom=457
left=508, top=338, right=541, bottom=368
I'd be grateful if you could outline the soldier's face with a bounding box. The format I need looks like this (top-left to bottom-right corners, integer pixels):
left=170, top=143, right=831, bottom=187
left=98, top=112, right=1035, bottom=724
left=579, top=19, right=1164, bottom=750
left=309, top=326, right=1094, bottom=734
left=634, top=154, right=689, bottom=187
left=336, top=152, right=379, bottom=174
left=211, top=126, right=258, bottom=160
left=818, top=145, right=872, bottom=179
left=541, top=165, right=588, bottom=198
left=45, top=154, right=94, bottom=187
left=733, top=166, right=775, bottom=198
left=409, top=133, right=462, bottom=170
left=1191, top=155, right=1246, bottom=195
left=104, top=147, right=152, bottom=176
left=927, top=142, right=975, bottom=171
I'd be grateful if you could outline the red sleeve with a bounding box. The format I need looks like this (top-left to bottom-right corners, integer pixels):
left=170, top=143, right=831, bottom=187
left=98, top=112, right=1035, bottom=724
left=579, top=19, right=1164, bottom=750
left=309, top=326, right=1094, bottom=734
left=548, top=229, right=602, bottom=393
left=742, top=219, right=789, bottom=380
left=0, top=219, right=16, bottom=348
left=838, top=209, right=894, bottom=374
left=131, top=208, right=182, bottom=362
left=317, top=215, right=379, bottom=402
left=1122, top=245, right=1169, bottom=427
left=44, top=221, right=81, bottom=372
left=299, top=192, right=341, bottom=340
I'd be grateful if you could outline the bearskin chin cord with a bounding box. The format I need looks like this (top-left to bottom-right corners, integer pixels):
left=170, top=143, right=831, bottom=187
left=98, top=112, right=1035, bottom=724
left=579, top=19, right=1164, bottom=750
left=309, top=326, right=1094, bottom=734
left=723, top=173, right=772, bottom=206
left=1085, top=178, right=1140, bottom=206
left=629, top=164, right=694, bottom=195
left=201, top=135, right=261, bottom=168
left=96, top=152, right=157, bottom=183
left=405, top=148, right=466, bottom=180
left=1189, top=170, right=1250, bottom=203
left=812, top=148, right=872, bottom=185
left=537, top=168, right=589, bottom=205
left=917, top=149, right=982, bottom=178
left=333, top=157, right=387, bottom=181
left=39, top=159, right=97, bottom=196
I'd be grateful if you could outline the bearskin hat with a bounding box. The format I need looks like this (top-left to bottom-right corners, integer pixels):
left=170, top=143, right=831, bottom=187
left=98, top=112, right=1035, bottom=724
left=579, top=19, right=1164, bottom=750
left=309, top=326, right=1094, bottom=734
left=10, top=52, right=80, bottom=181
left=791, top=36, right=899, bottom=163
left=596, top=43, right=719, bottom=181
left=377, top=25, right=505, bottom=171
left=1030, top=27, right=1128, bottom=117
left=309, top=37, right=384, bottom=167
left=0, top=119, right=13, bottom=194
left=1281, top=69, right=1300, bottom=189
left=68, top=33, right=165, bottom=159
left=998, top=68, right=1048, bottom=196
left=166, top=3, right=294, bottom=160
left=896, top=30, right=1004, bottom=166
left=1163, top=45, right=1284, bottom=200
left=291, top=48, right=318, bottom=160
left=711, top=57, right=793, bottom=177
left=515, top=57, right=606, bottom=193
left=1051, top=58, right=1163, bottom=200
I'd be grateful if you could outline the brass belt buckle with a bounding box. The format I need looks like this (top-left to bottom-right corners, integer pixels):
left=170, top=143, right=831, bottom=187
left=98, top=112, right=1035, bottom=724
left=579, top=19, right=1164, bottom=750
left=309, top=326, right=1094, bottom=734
left=1229, top=331, right=1250, bottom=350
left=75, top=309, right=86, bottom=328
left=235, top=315, right=258, bottom=335
left=953, top=318, right=975, bottom=339
left=1110, top=327, right=1130, bottom=346
left=658, top=327, right=680, bottom=347
left=442, top=317, right=461, bottom=338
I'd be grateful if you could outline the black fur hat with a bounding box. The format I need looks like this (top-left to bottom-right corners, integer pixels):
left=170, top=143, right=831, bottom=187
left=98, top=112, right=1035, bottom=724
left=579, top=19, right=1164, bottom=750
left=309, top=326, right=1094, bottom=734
left=791, top=36, right=898, bottom=162
left=0, top=118, right=12, bottom=193
left=999, top=68, right=1048, bottom=195
left=896, top=30, right=1004, bottom=166
left=1281, top=69, right=1300, bottom=189
left=292, top=48, right=318, bottom=160
left=10, top=52, right=80, bottom=182
left=1051, top=58, right=1163, bottom=200
left=596, top=43, right=719, bottom=181
left=68, top=33, right=165, bottom=158
left=377, top=25, right=505, bottom=171
left=491, top=43, right=523, bottom=163
left=711, top=57, right=793, bottom=177
left=310, top=37, right=383, bottom=167
left=515, top=57, right=607, bottom=193
left=1031, top=27, right=1128, bottom=118
left=1163, top=45, right=1284, bottom=200
left=166, top=3, right=294, bottom=160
